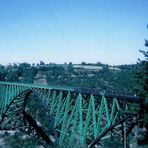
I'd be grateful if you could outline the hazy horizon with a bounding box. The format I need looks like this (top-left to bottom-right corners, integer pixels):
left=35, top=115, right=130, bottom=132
left=0, top=60, right=138, bottom=67
left=0, top=0, right=148, bottom=65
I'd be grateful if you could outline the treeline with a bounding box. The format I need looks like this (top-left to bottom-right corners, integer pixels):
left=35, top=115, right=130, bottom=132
left=0, top=62, right=137, bottom=94
left=0, top=63, right=38, bottom=83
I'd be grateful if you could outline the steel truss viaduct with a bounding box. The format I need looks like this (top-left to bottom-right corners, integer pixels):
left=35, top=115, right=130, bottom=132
left=0, top=81, right=140, bottom=147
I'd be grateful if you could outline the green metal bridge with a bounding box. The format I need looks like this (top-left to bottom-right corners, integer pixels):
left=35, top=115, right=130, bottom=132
left=0, top=81, right=140, bottom=147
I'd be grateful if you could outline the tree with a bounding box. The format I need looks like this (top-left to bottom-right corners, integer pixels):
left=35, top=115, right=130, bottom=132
left=81, top=62, right=86, bottom=65
left=135, top=27, right=148, bottom=144
left=0, top=65, right=7, bottom=81
left=67, top=63, right=74, bottom=73
left=40, top=61, right=45, bottom=65
left=6, top=70, right=19, bottom=82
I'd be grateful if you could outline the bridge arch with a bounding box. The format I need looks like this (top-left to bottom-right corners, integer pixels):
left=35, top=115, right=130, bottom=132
left=89, top=115, right=137, bottom=148
left=0, top=89, right=32, bottom=129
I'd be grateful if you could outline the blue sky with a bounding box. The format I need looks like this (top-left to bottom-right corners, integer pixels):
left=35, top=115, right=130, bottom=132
left=0, top=0, right=148, bottom=65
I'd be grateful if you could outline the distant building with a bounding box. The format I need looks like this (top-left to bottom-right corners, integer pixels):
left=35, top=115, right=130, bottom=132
left=73, top=65, right=103, bottom=73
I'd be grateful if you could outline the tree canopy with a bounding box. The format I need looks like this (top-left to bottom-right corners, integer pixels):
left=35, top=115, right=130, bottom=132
left=134, top=26, right=148, bottom=144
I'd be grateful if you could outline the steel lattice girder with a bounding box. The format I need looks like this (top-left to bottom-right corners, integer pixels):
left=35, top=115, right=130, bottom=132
left=0, top=81, right=139, bottom=146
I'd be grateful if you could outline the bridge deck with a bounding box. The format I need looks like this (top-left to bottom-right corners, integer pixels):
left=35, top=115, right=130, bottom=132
left=0, top=81, right=139, bottom=102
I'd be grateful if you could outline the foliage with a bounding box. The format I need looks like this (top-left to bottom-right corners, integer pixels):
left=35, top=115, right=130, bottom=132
left=4, top=132, right=38, bottom=148
left=46, top=64, right=135, bottom=93
left=0, top=63, right=38, bottom=83
left=135, top=39, right=148, bottom=104
left=134, top=27, right=148, bottom=143
left=0, top=65, right=7, bottom=81
left=0, top=61, right=136, bottom=93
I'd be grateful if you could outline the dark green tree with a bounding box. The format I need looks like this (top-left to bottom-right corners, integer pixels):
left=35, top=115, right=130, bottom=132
left=0, top=65, right=7, bottom=81
left=135, top=27, right=148, bottom=144
left=67, top=62, right=74, bottom=73
left=6, top=70, right=19, bottom=82
left=40, top=61, right=45, bottom=65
